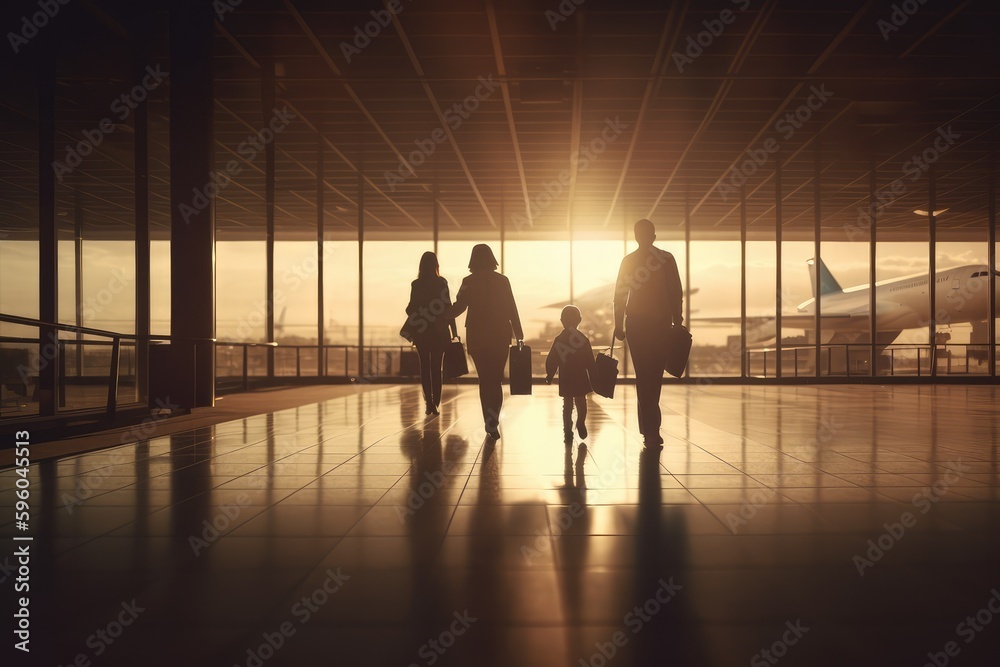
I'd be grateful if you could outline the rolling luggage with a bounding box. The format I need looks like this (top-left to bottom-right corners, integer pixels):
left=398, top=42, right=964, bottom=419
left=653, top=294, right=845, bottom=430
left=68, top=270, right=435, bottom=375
left=508, top=343, right=532, bottom=395
left=592, top=342, right=619, bottom=399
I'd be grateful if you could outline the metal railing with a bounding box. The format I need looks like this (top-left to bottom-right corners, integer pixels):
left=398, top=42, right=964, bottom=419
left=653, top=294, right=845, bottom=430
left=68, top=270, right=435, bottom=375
left=747, top=343, right=994, bottom=378
left=215, top=342, right=421, bottom=391
left=0, top=313, right=136, bottom=419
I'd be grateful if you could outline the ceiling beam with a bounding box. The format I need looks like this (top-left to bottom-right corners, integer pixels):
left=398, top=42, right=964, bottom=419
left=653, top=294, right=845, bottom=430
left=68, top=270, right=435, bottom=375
left=388, top=2, right=496, bottom=227
left=646, top=0, right=778, bottom=220
left=485, top=0, right=531, bottom=229
left=601, top=1, right=689, bottom=226
left=283, top=0, right=417, bottom=179
left=899, top=0, right=973, bottom=59
left=690, top=0, right=877, bottom=219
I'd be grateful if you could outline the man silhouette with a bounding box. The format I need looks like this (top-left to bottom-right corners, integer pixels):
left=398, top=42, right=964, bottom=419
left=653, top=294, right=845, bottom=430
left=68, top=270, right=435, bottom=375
left=613, top=219, right=684, bottom=448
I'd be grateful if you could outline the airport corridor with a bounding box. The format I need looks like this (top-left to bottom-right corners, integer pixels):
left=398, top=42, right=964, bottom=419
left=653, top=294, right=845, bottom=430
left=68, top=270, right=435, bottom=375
left=2, top=384, right=999, bottom=666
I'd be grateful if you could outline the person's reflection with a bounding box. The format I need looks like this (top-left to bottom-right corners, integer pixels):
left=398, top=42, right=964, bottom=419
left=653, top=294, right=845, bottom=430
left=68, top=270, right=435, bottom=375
left=555, top=443, right=591, bottom=656
left=630, top=447, right=708, bottom=665
left=400, top=422, right=468, bottom=652
left=399, top=384, right=422, bottom=426
left=465, top=438, right=505, bottom=666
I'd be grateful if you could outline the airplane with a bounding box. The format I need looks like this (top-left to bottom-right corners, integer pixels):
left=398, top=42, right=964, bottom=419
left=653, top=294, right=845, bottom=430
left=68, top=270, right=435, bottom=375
left=699, top=258, right=999, bottom=354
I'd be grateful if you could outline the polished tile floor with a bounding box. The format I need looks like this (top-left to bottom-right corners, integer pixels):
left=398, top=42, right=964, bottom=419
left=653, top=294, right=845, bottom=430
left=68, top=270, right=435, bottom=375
left=2, top=384, right=999, bottom=666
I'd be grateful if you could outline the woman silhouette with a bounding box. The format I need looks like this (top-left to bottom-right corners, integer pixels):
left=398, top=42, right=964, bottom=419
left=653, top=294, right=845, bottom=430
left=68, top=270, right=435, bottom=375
left=448, top=244, right=523, bottom=439
left=406, top=251, right=458, bottom=415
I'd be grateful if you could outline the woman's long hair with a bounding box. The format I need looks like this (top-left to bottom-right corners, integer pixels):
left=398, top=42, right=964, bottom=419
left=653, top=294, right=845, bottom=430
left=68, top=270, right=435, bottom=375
left=417, top=251, right=440, bottom=279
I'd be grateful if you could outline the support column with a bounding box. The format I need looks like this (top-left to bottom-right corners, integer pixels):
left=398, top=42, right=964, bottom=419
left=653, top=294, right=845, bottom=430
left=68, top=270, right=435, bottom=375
left=814, top=146, right=822, bottom=378
left=169, top=0, right=215, bottom=408
left=989, top=150, right=996, bottom=377
left=869, top=157, right=877, bottom=376
left=928, top=164, right=937, bottom=377
left=135, top=54, right=150, bottom=403
left=774, top=151, right=783, bottom=379
left=432, top=178, right=439, bottom=255
left=317, top=138, right=325, bottom=376
left=38, top=58, right=57, bottom=416
left=357, top=165, right=364, bottom=377
left=740, top=185, right=747, bottom=378
left=74, top=190, right=83, bottom=377
left=262, top=60, right=275, bottom=375
left=683, top=184, right=691, bottom=379
left=499, top=191, right=506, bottom=274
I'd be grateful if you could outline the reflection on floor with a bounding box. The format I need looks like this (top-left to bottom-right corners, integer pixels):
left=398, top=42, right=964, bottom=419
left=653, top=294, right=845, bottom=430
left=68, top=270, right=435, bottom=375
left=2, top=384, right=999, bottom=666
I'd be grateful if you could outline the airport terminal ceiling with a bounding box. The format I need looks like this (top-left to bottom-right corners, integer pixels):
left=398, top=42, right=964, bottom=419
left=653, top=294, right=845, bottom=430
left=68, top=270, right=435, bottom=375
left=0, top=0, right=998, bottom=244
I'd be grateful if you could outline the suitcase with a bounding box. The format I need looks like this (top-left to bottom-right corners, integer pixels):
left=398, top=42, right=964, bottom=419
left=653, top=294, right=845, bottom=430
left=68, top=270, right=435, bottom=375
left=443, top=338, right=469, bottom=380
left=665, top=326, right=692, bottom=378
left=508, top=344, right=532, bottom=395
left=592, top=343, right=619, bottom=399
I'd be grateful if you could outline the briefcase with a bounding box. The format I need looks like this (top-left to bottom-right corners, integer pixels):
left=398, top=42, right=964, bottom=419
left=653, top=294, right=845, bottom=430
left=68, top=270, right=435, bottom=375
left=665, top=326, right=692, bottom=378
left=508, top=344, right=532, bottom=395
left=592, top=343, right=619, bottom=399
left=443, top=338, right=468, bottom=380
left=399, top=347, right=420, bottom=377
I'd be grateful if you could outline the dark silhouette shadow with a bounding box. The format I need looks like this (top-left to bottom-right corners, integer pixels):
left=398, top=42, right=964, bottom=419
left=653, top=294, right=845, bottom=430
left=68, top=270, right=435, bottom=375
left=447, top=244, right=524, bottom=439
left=613, top=219, right=684, bottom=447
left=629, top=447, right=710, bottom=666
left=405, top=251, right=458, bottom=416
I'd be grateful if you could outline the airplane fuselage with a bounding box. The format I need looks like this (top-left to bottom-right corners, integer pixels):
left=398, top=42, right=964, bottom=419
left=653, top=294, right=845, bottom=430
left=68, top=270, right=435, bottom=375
left=794, top=264, right=998, bottom=333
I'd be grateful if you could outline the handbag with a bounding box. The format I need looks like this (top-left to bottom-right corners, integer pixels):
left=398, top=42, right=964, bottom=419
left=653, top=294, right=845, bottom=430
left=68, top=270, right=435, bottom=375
left=443, top=337, right=469, bottom=379
left=399, top=346, right=420, bottom=377
left=665, top=325, right=692, bottom=378
left=399, top=315, right=417, bottom=343
left=592, top=340, right=619, bottom=399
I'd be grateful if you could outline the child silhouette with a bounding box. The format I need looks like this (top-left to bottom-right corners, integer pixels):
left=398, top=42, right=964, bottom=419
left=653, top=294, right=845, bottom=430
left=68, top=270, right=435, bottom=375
left=545, top=305, right=597, bottom=442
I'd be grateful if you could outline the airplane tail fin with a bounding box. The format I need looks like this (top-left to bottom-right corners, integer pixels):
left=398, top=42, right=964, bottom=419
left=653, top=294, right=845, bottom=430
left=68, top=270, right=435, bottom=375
left=808, top=258, right=843, bottom=297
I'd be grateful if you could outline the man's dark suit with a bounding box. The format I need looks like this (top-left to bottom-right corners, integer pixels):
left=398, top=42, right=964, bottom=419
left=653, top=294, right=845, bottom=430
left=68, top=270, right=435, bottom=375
left=613, top=245, right=684, bottom=445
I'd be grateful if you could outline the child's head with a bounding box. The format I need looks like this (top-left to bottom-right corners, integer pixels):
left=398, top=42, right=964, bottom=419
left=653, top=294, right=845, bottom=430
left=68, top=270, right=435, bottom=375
left=560, top=305, right=582, bottom=330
